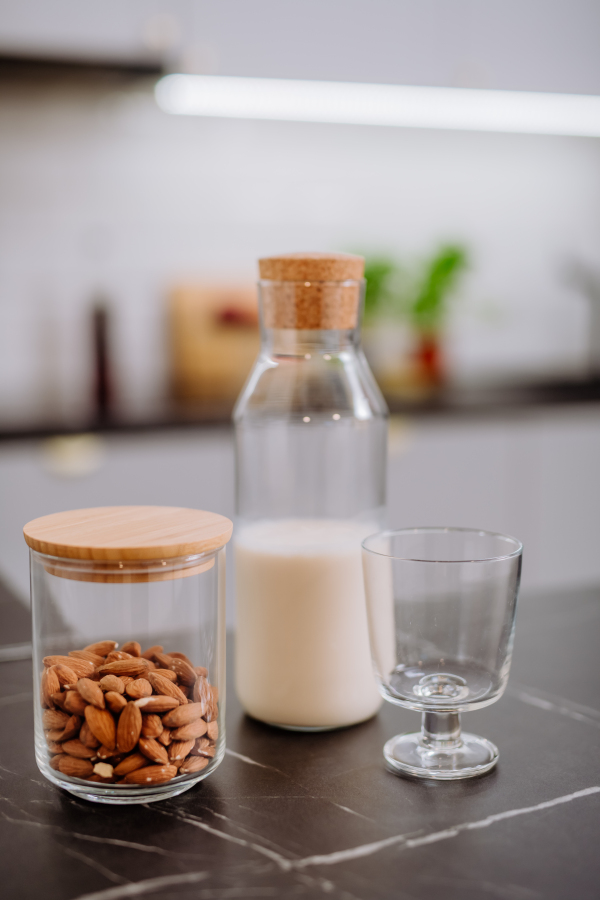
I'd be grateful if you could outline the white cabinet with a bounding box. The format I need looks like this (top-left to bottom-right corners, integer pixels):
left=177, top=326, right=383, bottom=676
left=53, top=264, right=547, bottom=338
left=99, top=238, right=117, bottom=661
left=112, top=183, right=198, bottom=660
left=0, top=405, right=598, bottom=625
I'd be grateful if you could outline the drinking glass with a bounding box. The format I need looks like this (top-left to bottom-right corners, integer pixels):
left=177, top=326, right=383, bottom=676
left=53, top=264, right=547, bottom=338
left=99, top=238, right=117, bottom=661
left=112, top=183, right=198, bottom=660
left=362, top=527, right=522, bottom=780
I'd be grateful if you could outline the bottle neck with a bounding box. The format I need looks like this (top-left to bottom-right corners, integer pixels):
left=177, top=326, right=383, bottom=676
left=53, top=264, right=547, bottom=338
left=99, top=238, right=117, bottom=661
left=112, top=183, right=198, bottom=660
left=262, top=328, right=360, bottom=357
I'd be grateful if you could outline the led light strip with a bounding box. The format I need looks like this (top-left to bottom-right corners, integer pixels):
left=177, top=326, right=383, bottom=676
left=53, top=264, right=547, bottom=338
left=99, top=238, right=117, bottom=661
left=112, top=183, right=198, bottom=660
left=155, top=74, right=600, bottom=137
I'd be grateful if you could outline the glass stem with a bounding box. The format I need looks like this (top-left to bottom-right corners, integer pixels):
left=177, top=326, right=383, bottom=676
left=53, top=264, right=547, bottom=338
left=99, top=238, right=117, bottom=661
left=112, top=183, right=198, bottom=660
left=421, top=711, right=463, bottom=750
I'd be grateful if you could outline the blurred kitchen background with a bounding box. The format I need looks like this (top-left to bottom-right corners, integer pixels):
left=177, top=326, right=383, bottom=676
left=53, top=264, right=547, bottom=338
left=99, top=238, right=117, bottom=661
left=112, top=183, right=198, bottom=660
left=1, top=0, right=600, bottom=625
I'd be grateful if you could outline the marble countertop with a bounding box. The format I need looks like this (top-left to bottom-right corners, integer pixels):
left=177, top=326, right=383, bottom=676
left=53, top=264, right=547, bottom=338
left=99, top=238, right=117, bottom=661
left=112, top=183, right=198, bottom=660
left=0, top=582, right=599, bottom=900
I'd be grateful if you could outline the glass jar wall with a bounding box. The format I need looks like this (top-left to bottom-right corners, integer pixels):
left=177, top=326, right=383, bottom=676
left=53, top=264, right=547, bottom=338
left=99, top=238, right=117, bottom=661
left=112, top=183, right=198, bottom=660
left=234, top=254, right=388, bottom=731
left=25, top=506, right=231, bottom=805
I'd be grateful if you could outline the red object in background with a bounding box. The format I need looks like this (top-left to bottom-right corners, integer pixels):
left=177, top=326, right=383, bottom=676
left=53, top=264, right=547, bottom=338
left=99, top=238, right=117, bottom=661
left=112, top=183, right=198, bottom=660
left=215, top=304, right=259, bottom=328
left=415, top=334, right=444, bottom=386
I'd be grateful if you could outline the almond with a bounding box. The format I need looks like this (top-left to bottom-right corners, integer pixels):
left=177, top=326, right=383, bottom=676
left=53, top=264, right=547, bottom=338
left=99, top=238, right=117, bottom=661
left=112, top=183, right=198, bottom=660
left=141, top=714, right=163, bottom=739
left=167, top=651, right=194, bottom=667
left=58, top=756, right=94, bottom=778
left=116, top=701, right=142, bottom=753
left=194, top=738, right=216, bottom=759
left=80, top=720, right=101, bottom=749
left=84, top=640, right=117, bottom=656
left=207, top=721, right=219, bottom=741
left=50, top=691, right=68, bottom=710
left=85, top=706, right=116, bottom=751
left=53, top=664, right=80, bottom=687
left=134, top=696, right=179, bottom=714
left=62, top=739, right=96, bottom=759
left=105, top=691, right=128, bottom=714
left=145, top=660, right=157, bottom=671
left=49, top=754, right=63, bottom=770
left=125, top=678, right=152, bottom=700
left=170, top=718, right=208, bottom=741
left=93, top=762, right=114, bottom=778
left=69, top=649, right=105, bottom=667
left=141, top=644, right=163, bottom=660
left=41, top=667, right=60, bottom=708
left=59, top=715, right=82, bottom=742
left=147, top=672, right=187, bottom=704
left=95, top=745, right=115, bottom=760
left=105, top=650, right=133, bottom=662
left=120, top=676, right=135, bottom=686
left=122, top=765, right=177, bottom=785
left=162, top=703, right=205, bottom=729
left=138, top=737, right=170, bottom=766
left=192, top=676, right=211, bottom=712
left=168, top=740, right=194, bottom=761
left=121, top=641, right=141, bottom=657
left=169, top=658, right=197, bottom=687
left=158, top=727, right=172, bottom=746
left=43, top=709, right=70, bottom=730
left=43, top=656, right=95, bottom=678
left=153, top=651, right=174, bottom=669
left=99, top=674, right=125, bottom=694
left=113, top=753, right=148, bottom=777
left=179, top=756, right=209, bottom=775
left=63, top=690, right=88, bottom=716
left=194, top=666, right=208, bottom=678
left=76, top=678, right=105, bottom=709
left=46, top=729, right=66, bottom=742
left=97, top=658, right=148, bottom=678
left=153, top=668, right=177, bottom=682
left=46, top=739, right=65, bottom=753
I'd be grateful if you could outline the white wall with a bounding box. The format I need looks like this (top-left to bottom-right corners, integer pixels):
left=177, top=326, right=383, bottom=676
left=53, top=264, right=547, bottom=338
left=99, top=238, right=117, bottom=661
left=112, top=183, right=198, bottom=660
left=0, top=1, right=599, bottom=423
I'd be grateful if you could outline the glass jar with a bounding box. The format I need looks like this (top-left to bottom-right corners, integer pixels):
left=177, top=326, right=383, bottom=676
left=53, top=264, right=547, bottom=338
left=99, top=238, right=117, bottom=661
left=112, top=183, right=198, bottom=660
left=234, top=253, right=388, bottom=730
left=24, top=505, right=232, bottom=805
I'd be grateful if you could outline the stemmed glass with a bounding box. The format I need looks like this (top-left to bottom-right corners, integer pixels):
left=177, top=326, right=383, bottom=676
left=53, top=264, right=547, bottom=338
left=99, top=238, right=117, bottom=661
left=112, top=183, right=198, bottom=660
left=362, top=527, right=523, bottom=780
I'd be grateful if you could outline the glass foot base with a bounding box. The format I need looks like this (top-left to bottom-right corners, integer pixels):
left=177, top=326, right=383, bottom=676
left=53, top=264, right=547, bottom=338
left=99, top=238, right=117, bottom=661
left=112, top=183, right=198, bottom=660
left=384, top=730, right=499, bottom=781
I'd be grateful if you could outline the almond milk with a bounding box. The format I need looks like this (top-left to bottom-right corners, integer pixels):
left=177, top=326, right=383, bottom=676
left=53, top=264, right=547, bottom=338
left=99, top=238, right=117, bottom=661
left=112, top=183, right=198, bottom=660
left=235, top=518, right=382, bottom=729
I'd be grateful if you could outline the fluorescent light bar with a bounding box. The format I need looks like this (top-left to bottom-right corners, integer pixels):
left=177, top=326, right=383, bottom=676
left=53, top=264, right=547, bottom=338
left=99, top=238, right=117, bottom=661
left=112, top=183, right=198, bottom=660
left=155, top=74, right=600, bottom=137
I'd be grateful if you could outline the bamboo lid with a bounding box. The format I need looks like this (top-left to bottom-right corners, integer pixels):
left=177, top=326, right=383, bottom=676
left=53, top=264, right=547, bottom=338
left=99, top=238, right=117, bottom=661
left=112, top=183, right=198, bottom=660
left=259, top=252, right=364, bottom=283
left=23, top=506, right=233, bottom=562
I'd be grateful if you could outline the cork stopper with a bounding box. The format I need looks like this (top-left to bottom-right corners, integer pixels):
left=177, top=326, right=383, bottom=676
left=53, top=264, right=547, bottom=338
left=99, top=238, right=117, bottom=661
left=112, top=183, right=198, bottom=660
left=258, top=252, right=364, bottom=330
left=259, top=252, right=364, bottom=282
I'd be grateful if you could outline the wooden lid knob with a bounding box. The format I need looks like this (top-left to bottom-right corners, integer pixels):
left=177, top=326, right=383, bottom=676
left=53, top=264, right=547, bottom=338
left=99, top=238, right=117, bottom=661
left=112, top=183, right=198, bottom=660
left=23, top=506, right=233, bottom=562
left=258, top=252, right=364, bottom=283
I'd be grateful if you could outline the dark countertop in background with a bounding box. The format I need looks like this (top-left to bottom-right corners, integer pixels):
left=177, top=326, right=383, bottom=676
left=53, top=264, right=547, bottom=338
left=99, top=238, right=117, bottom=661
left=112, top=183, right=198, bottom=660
left=0, top=582, right=599, bottom=900
left=1, top=376, right=600, bottom=441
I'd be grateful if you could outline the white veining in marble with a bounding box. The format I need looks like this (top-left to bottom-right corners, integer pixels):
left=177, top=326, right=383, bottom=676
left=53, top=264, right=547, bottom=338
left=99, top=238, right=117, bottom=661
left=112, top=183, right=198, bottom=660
left=293, top=786, right=600, bottom=867
left=509, top=683, right=600, bottom=728
left=72, top=871, right=209, bottom=900
left=225, top=750, right=374, bottom=823
left=151, top=805, right=296, bottom=871
left=194, top=803, right=304, bottom=859
left=0, top=804, right=204, bottom=860
left=225, top=748, right=286, bottom=775
left=331, top=804, right=376, bottom=824
left=62, top=846, right=130, bottom=887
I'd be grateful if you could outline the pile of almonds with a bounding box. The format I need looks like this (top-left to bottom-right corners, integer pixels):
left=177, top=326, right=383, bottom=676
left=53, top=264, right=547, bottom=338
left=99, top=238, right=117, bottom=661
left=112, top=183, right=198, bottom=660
left=40, top=640, right=218, bottom=787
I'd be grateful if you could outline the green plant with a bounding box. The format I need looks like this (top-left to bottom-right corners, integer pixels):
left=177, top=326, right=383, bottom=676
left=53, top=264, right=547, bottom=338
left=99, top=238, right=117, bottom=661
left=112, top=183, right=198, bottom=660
left=410, top=245, right=469, bottom=335
left=360, top=244, right=469, bottom=333
left=362, top=257, right=397, bottom=321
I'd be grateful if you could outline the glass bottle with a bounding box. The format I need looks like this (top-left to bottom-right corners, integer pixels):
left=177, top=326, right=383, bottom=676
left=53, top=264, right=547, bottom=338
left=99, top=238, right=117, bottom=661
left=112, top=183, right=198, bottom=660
left=234, top=253, right=388, bottom=730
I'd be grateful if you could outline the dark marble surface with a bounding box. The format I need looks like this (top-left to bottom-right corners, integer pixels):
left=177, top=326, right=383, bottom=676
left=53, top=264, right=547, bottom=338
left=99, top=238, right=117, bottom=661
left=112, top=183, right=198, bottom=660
left=0, top=584, right=599, bottom=900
